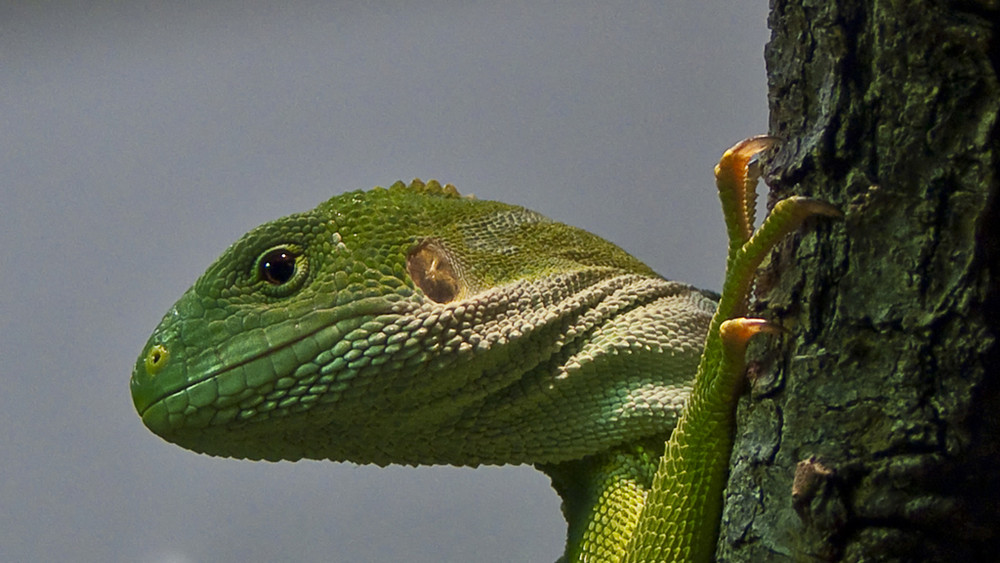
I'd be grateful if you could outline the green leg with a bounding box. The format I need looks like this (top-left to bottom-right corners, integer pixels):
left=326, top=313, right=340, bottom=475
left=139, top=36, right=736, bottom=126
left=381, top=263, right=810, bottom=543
left=542, top=439, right=663, bottom=563
left=623, top=138, right=839, bottom=562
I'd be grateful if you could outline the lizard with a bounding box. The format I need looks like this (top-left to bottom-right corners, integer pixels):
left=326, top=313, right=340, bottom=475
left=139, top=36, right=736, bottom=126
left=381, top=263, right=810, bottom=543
left=131, top=137, right=836, bottom=561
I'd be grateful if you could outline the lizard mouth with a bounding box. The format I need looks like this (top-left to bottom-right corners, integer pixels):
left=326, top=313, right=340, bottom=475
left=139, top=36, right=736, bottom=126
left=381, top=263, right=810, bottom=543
left=131, top=296, right=401, bottom=422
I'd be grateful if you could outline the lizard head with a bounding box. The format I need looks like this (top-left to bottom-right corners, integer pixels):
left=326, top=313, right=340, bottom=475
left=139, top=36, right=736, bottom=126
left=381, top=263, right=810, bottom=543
left=131, top=180, right=708, bottom=466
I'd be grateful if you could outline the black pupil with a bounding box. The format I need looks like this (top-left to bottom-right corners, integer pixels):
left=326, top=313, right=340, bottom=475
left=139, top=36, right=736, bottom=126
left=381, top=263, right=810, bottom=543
left=260, top=249, right=297, bottom=285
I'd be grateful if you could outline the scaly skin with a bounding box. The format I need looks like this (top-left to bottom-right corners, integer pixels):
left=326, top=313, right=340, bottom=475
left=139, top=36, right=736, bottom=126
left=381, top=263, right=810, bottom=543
left=132, top=139, right=835, bottom=561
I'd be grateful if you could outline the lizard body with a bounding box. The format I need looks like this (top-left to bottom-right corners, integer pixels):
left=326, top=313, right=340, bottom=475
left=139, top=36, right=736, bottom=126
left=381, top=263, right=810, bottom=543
left=132, top=141, right=833, bottom=560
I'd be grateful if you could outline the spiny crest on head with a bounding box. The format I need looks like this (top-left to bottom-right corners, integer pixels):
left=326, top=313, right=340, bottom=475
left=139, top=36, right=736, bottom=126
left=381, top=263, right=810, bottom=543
left=387, top=178, right=475, bottom=200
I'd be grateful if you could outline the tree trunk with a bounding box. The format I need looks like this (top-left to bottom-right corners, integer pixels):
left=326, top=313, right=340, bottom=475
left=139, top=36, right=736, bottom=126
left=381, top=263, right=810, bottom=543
left=718, top=1, right=1000, bottom=561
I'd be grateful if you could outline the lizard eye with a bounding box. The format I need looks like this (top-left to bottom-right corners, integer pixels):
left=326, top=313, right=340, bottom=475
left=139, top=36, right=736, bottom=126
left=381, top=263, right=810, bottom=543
left=255, top=246, right=308, bottom=296
left=259, top=248, right=297, bottom=284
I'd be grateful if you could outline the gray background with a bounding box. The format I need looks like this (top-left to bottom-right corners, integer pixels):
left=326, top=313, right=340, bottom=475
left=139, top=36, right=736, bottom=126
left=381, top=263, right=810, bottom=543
left=1, top=2, right=769, bottom=561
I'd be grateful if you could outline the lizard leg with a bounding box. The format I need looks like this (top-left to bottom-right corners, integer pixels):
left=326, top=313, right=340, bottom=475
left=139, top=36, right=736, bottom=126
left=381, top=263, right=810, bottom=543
left=623, top=138, right=839, bottom=563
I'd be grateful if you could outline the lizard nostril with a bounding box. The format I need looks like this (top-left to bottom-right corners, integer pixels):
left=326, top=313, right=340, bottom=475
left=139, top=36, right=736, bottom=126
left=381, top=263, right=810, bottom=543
left=144, top=344, right=170, bottom=376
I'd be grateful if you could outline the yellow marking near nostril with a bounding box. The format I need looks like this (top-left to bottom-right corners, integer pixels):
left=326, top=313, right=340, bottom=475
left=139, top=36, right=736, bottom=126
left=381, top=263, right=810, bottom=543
left=144, top=344, right=170, bottom=376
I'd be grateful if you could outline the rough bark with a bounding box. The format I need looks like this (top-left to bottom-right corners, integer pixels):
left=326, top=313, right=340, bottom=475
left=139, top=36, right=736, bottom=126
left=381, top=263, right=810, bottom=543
left=718, top=1, right=1000, bottom=561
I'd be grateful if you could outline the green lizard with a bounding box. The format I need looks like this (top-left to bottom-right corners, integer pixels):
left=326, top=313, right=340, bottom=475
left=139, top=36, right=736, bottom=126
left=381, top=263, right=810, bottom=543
left=132, top=137, right=835, bottom=561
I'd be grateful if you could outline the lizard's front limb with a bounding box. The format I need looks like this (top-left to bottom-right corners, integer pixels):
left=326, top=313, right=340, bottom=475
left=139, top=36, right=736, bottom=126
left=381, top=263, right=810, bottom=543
left=623, top=138, right=839, bottom=563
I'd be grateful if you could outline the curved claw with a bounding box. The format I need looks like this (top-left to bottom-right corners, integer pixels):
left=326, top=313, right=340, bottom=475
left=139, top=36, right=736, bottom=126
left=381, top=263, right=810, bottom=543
left=720, top=317, right=782, bottom=348
left=777, top=196, right=842, bottom=221
left=717, top=318, right=782, bottom=391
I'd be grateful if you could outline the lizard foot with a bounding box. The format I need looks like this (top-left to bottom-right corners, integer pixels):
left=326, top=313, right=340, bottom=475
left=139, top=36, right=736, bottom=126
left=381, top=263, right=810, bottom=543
left=714, top=136, right=841, bottom=320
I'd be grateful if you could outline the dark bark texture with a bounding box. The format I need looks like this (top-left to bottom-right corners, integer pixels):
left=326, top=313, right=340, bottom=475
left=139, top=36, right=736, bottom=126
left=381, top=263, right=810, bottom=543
left=718, top=1, right=1000, bottom=561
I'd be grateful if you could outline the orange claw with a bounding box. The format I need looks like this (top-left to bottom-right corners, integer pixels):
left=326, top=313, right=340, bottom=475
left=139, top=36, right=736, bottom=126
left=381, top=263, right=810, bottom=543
left=718, top=318, right=783, bottom=379
left=720, top=318, right=781, bottom=350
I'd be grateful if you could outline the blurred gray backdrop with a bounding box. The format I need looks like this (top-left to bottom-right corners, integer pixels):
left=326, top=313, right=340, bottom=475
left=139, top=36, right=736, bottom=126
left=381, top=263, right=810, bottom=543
left=1, top=1, right=769, bottom=561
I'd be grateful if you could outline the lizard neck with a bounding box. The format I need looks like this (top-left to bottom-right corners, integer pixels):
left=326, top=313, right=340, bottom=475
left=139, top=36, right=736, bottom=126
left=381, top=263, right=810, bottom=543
left=539, top=436, right=665, bottom=562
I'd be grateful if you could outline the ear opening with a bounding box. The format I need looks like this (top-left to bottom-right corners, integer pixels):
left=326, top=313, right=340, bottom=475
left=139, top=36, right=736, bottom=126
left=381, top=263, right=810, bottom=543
left=406, top=240, right=464, bottom=303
